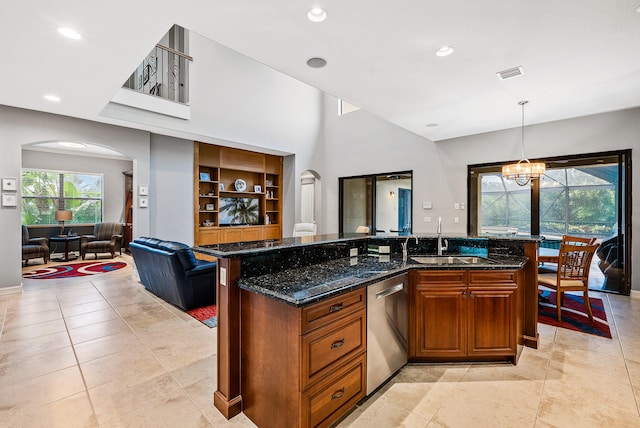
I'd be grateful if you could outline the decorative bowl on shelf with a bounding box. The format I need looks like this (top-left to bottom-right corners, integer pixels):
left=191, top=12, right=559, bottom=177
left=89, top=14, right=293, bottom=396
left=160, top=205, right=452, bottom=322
left=234, top=179, right=247, bottom=192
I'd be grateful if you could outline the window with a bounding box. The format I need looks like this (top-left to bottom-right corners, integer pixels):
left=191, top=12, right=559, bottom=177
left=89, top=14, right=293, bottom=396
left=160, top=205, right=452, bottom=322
left=469, top=150, right=631, bottom=295
left=338, top=99, right=361, bottom=116
left=21, top=169, right=103, bottom=225
left=339, top=171, right=412, bottom=235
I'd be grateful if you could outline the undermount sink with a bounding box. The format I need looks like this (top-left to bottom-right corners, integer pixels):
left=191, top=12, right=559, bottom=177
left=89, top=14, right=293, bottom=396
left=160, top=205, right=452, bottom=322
left=411, top=256, right=495, bottom=265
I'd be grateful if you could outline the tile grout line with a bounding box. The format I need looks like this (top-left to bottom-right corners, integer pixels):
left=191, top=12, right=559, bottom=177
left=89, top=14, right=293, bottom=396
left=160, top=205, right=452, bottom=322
left=606, top=294, right=640, bottom=417
left=53, top=286, right=101, bottom=426
left=89, top=275, right=218, bottom=426
left=532, top=325, right=557, bottom=427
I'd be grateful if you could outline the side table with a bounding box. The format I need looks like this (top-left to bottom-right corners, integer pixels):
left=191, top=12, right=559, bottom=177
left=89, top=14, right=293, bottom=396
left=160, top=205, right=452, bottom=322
left=49, top=235, right=81, bottom=262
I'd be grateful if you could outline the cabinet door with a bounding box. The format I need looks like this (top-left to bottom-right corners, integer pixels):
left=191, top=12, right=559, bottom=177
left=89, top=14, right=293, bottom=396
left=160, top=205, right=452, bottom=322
left=467, top=288, right=516, bottom=356
left=412, top=287, right=467, bottom=358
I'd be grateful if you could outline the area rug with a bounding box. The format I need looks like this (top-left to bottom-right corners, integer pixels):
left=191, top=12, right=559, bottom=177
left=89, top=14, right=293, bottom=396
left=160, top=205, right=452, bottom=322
left=23, top=261, right=127, bottom=279
left=538, top=290, right=612, bottom=339
left=187, top=304, right=217, bottom=328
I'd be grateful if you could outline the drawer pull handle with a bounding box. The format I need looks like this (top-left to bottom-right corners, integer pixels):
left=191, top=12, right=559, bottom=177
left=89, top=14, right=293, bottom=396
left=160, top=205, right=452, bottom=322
left=331, top=388, right=345, bottom=400
left=331, top=339, right=345, bottom=349
left=329, top=303, right=344, bottom=313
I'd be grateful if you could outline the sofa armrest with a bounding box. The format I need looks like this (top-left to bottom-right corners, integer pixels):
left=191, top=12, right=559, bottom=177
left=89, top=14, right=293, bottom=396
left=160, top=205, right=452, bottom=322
left=29, top=237, right=49, bottom=247
left=185, top=261, right=217, bottom=277
left=81, top=235, right=96, bottom=245
left=110, top=234, right=123, bottom=244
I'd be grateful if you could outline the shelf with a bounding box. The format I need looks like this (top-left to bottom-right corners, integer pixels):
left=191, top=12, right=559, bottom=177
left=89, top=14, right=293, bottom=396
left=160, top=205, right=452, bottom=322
left=220, top=190, right=263, bottom=196
left=195, top=143, right=283, bottom=245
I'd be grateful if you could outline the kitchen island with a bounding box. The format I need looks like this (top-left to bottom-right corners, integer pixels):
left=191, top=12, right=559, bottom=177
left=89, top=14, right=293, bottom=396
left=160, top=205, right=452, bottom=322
left=194, top=233, right=540, bottom=427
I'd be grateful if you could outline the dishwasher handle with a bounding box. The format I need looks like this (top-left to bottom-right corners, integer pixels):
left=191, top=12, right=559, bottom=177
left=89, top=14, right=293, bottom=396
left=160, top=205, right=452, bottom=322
left=375, top=283, right=404, bottom=300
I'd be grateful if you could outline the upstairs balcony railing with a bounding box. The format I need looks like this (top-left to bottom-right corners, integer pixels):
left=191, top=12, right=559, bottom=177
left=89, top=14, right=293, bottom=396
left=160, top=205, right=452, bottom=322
left=123, top=44, right=192, bottom=104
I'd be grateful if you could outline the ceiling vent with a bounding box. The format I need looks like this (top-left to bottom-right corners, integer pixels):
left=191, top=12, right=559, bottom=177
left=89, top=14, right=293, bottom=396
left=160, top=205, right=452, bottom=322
left=496, top=66, right=524, bottom=80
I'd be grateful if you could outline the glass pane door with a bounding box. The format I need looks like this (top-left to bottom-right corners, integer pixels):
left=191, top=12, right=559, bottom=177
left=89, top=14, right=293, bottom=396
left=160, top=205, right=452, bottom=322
left=478, top=173, right=531, bottom=235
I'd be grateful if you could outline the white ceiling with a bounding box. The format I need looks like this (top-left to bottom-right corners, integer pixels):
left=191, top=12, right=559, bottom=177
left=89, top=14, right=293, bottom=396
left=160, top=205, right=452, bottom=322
left=3, top=1, right=640, bottom=142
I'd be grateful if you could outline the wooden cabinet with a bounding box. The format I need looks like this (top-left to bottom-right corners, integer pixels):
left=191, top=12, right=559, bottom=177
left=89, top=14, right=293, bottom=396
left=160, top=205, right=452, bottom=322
left=240, top=288, right=366, bottom=428
left=409, top=269, right=518, bottom=362
left=194, top=142, right=283, bottom=245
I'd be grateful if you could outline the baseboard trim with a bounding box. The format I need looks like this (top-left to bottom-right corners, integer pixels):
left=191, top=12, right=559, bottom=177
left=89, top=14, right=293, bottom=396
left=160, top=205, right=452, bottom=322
left=0, top=285, right=23, bottom=296
left=630, top=289, right=640, bottom=299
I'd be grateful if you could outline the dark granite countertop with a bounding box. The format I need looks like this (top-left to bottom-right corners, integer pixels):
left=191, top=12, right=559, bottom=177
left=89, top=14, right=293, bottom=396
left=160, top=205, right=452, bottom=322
left=237, top=253, right=526, bottom=307
left=194, top=233, right=366, bottom=258
left=194, top=233, right=542, bottom=258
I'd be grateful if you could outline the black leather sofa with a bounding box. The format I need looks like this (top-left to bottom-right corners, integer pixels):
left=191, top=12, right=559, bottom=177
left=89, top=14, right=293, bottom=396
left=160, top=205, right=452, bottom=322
left=129, top=237, right=216, bottom=310
left=597, top=235, right=624, bottom=292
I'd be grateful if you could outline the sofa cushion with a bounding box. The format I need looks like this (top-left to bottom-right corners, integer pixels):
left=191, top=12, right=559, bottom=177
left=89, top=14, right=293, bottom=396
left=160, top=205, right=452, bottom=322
left=135, top=237, right=163, bottom=248
left=156, top=241, right=198, bottom=270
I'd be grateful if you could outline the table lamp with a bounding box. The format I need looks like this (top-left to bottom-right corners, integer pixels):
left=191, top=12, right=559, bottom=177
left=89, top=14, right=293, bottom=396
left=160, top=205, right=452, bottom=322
left=55, top=210, right=72, bottom=236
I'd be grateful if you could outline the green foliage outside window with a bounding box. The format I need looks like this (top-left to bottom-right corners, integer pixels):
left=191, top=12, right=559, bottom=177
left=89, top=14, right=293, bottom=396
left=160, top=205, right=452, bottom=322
left=21, top=170, right=103, bottom=225
left=481, top=167, right=617, bottom=239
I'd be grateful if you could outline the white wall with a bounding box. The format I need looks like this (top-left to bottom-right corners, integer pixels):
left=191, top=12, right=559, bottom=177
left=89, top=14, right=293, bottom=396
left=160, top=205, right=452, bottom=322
left=149, top=135, right=194, bottom=244
left=319, top=98, right=639, bottom=290
left=21, top=150, right=132, bottom=223
left=318, top=93, right=437, bottom=235
left=0, top=106, right=151, bottom=291
left=102, top=31, right=327, bottom=229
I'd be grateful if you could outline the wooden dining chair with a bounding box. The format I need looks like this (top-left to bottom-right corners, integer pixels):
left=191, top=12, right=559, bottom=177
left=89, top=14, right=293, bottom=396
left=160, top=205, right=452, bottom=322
left=538, top=235, right=597, bottom=265
left=538, top=242, right=600, bottom=322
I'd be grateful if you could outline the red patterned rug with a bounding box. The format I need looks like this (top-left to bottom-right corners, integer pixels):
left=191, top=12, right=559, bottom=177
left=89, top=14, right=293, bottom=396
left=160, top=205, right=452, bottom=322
left=187, top=304, right=217, bottom=328
left=538, top=291, right=612, bottom=339
left=23, top=261, right=127, bottom=279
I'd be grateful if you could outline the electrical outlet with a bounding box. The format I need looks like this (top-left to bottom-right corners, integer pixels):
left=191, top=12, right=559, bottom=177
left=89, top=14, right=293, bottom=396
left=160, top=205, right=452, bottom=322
left=454, top=217, right=459, bottom=224
left=424, top=216, right=431, bottom=222
left=350, top=248, right=358, bottom=257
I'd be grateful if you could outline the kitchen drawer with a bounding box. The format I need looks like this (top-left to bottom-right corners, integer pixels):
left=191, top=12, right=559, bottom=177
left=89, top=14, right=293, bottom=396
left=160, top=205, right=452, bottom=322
left=301, top=288, right=365, bottom=333
left=301, top=353, right=366, bottom=428
left=301, top=309, right=366, bottom=390
left=410, top=270, right=467, bottom=287
left=468, top=270, right=517, bottom=287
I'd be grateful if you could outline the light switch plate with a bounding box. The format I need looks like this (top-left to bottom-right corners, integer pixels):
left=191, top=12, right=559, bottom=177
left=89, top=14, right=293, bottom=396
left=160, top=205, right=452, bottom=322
left=220, top=267, right=227, bottom=286
left=350, top=248, right=358, bottom=257
left=422, top=201, right=432, bottom=209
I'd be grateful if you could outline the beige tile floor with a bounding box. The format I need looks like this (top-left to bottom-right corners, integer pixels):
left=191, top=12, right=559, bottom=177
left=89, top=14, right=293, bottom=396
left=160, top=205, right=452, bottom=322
left=2, top=255, right=639, bottom=427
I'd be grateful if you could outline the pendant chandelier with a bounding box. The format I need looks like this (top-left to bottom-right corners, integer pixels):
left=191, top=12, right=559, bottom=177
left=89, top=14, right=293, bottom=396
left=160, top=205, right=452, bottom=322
left=501, top=100, right=545, bottom=186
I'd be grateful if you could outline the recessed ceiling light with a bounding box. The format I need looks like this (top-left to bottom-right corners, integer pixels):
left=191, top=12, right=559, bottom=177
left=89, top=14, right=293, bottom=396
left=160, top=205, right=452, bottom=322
left=58, top=27, right=82, bottom=40
left=307, top=7, right=327, bottom=22
left=425, top=123, right=439, bottom=128
left=307, top=57, right=327, bottom=68
left=44, top=94, right=61, bottom=102
left=435, top=46, right=454, bottom=57
left=58, top=141, right=86, bottom=149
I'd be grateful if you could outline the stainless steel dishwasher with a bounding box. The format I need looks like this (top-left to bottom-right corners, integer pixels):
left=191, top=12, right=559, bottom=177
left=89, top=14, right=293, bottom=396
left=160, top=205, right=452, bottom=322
left=366, top=273, right=408, bottom=395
